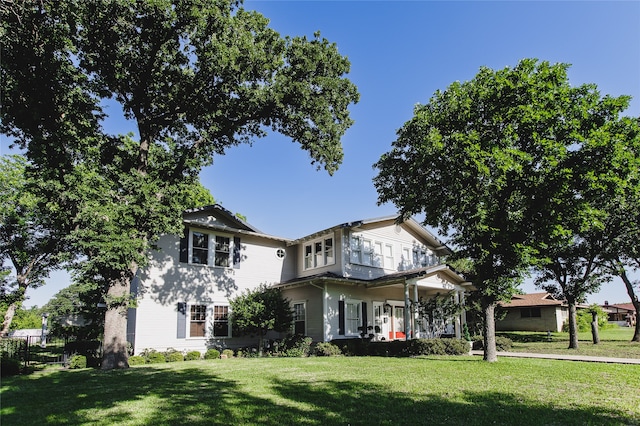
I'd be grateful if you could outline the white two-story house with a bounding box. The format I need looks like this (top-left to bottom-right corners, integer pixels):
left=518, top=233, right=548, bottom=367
left=127, top=205, right=473, bottom=355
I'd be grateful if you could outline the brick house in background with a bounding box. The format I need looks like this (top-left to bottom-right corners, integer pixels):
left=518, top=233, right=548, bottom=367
left=496, top=293, right=570, bottom=333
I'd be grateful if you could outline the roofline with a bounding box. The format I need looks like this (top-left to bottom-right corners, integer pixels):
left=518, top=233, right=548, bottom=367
left=183, top=219, right=293, bottom=243
left=273, top=264, right=473, bottom=291
left=184, top=204, right=263, bottom=233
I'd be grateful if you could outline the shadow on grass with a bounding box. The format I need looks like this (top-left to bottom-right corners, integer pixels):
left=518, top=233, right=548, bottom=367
left=1, top=363, right=636, bottom=425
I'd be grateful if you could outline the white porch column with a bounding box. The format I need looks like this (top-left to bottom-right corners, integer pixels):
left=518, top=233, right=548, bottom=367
left=404, top=281, right=410, bottom=340
left=454, top=291, right=461, bottom=339
left=413, top=283, right=419, bottom=338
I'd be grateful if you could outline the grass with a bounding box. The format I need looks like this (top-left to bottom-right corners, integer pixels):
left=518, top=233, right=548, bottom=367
left=2, top=356, right=639, bottom=425
left=498, top=326, right=640, bottom=359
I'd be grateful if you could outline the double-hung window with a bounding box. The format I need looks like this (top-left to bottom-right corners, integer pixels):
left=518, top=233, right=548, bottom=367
left=214, top=236, right=230, bottom=267
left=345, top=300, right=361, bottom=336
left=384, top=244, right=394, bottom=269
left=212, top=305, right=230, bottom=337
left=190, top=305, right=207, bottom=337
left=191, top=232, right=209, bottom=265
left=292, top=302, right=306, bottom=335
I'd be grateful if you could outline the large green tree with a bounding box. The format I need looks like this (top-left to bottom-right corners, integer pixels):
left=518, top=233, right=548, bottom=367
left=534, top=113, right=640, bottom=348
left=373, top=59, right=632, bottom=361
left=0, top=155, right=67, bottom=336
left=593, top=118, right=640, bottom=342
left=1, top=0, right=358, bottom=369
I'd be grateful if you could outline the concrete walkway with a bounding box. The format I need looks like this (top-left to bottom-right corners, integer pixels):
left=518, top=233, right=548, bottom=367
left=470, top=350, right=640, bottom=365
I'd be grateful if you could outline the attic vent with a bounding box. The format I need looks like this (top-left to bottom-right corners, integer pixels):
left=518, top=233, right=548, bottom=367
left=395, top=224, right=401, bottom=234
left=276, top=248, right=286, bottom=259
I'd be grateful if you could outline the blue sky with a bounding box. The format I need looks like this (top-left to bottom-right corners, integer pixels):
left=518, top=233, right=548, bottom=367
left=3, top=1, right=639, bottom=307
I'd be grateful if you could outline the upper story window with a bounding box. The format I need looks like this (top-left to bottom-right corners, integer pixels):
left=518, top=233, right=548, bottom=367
left=303, top=236, right=335, bottom=270
left=180, top=229, right=238, bottom=268
left=192, top=232, right=209, bottom=265
left=214, top=235, right=230, bottom=267
left=351, top=235, right=393, bottom=269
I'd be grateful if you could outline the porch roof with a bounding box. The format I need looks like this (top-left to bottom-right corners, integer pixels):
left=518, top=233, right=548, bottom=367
left=273, top=265, right=473, bottom=291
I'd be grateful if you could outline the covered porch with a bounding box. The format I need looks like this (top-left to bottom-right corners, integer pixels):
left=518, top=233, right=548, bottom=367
left=367, top=265, right=474, bottom=341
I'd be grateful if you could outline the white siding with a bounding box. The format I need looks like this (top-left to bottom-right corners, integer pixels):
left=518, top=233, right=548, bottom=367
left=344, top=221, right=441, bottom=281
left=131, top=231, right=291, bottom=354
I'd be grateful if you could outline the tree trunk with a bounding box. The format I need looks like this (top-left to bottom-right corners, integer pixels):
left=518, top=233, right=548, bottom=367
left=567, top=301, right=579, bottom=349
left=1, top=302, right=19, bottom=337
left=1, top=279, right=27, bottom=337
left=101, top=273, right=132, bottom=370
left=618, top=269, right=640, bottom=342
left=482, top=301, right=498, bottom=362
left=590, top=311, right=600, bottom=344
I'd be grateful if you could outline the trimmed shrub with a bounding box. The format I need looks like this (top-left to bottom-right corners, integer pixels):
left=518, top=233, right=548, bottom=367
left=314, top=342, right=342, bottom=356
left=272, top=335, right=312, bottom=357
left=472, top=335, right=513, bottom=351
left=128, top=355, right=146, bottom=365
left=221, top=349, right=234, bottom=358
left=147, top=352, right=166, bottom=364
left=496, top=336, right=513, bottom=351
left=185, top=351, right=201, bottom=361
left=204, top=349, right=220, bottom=360
left=69, top=354, right=87, bottom=369
left=166, top=351, right=184, bottom=363
left=1, top=357, right=22, bottom=377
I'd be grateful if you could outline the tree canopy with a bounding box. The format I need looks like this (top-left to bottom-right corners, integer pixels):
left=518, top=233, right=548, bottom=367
left=1, top=0, right=358, bottom=368
left=0, top=155, right=67, bottom=336
left=374, top=59, right=637, bottom=361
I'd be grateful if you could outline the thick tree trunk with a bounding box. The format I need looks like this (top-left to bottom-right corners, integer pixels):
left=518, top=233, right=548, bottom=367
left=101, top=274, right=132, bottom=370
left=567, top=302, right=579, bottom=349
left=618, top=269, right=640, bottom=342
left=482, top=301, right=498, bottom=362
left=590, top=312, right=600, bottom=344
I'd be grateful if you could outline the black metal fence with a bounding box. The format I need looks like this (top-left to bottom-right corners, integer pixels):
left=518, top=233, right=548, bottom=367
left=1, top=335, right=100, bottom=369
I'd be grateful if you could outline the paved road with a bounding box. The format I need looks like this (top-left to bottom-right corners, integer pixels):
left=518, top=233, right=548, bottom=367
left=470, top=350, right=640, bottom=365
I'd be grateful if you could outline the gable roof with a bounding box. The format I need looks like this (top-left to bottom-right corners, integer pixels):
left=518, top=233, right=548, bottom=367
left=500, top=292, right=565, bottom=308
left=183, top=204, right=292, bottom=243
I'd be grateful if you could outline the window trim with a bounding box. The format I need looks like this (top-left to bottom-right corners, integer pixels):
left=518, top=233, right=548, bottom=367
left=303, top=235, right=335, bottom=270
left=292, top=301, right=306, bottom=336
left=344, top=299, right=362, bottom=337
left=188, top=229, right=234, bottom=268
left=188, top=304, right=207, bottom=338
left=212, top=304, right=231, bottom=338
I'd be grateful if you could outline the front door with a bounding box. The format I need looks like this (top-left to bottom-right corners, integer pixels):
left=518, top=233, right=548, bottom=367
left=393, top=306, right=405, bottom=340
left=373, top=302, right=390, bottom=341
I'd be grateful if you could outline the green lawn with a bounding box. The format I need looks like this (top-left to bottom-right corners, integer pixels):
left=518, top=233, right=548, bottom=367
left=2, top=356, right=639, bottom=425
left=498, top=327, right=640, bottom=359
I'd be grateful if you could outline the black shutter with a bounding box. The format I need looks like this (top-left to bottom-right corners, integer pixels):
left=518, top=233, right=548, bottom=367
left=338, top=300, right=345, bottom=335
left=179, top=227, right=189, bottom=263
left=233, top=237, right=241, bottom=269
left=177, top=302, right=187, bottom=339
left=361, top=302, right=368, bottom=333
